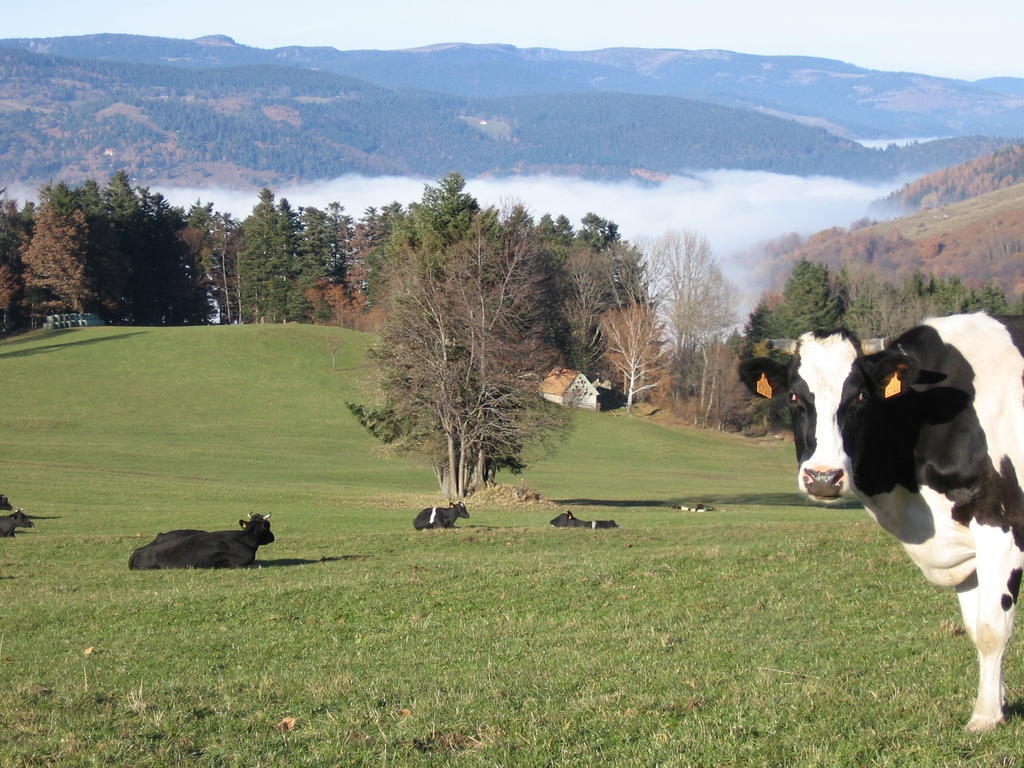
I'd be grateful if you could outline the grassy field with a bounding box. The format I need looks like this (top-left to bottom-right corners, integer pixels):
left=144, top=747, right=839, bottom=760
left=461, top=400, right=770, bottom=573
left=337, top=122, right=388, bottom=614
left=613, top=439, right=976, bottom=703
left=1, top=324, right=1022, bottom=767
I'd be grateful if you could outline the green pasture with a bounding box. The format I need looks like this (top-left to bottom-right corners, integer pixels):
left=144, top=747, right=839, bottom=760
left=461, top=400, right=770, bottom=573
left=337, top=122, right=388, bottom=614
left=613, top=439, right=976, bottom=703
left=0, top=325, right=1021, bottom=767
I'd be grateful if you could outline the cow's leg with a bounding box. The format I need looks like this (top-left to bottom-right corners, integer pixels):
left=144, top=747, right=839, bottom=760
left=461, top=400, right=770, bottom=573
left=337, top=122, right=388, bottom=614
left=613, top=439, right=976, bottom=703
left=957, top=525, right=1023, bottom=732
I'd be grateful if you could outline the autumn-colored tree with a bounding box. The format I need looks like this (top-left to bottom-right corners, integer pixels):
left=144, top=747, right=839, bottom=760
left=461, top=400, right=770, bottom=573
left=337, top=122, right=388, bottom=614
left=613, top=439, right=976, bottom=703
left=600, top=302, right=667, bottom=413
left=21, top=204, right=91, bottom=319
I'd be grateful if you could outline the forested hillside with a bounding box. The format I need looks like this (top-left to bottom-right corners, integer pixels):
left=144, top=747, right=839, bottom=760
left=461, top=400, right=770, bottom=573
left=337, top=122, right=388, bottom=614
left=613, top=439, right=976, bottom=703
left=0, top=45, right=1015, bottom=188
left=881, top=144, right=1024, bottom=210
left=740, top=174, right=1024, bottom=296
left=7, top=34, right=1024, bottom=140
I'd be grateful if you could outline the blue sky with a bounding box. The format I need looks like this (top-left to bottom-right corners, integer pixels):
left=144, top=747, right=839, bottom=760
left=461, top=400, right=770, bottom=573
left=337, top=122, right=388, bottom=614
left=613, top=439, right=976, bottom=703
left=4, top=0, right=1023, bottom=81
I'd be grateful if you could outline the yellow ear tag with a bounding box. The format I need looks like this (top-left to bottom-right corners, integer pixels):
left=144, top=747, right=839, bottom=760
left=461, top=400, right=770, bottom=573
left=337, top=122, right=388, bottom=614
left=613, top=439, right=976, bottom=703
left=756, top=372, right=773, bottom=398
left=884, top=371, right=903, bottom=398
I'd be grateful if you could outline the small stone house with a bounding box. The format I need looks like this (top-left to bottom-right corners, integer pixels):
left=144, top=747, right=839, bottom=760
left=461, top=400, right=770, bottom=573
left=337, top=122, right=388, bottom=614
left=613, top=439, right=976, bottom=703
left=540, top=368, right=600, bottom=410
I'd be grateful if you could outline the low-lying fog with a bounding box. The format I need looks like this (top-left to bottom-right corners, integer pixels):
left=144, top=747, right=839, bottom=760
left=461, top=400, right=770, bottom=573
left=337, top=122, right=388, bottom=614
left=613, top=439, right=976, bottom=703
left=13, top=169, right=907, bottom=305
left=158, top=169, right=905, bottom=302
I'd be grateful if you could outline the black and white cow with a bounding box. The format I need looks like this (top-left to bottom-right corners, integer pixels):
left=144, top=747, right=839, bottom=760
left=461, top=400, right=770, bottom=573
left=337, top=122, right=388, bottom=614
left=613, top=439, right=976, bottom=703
left=0, top=509, right=34, bottom=537
left=413, top=502, right=469, bottom=530
left=549, top=511, right=619, bottom=529
left=128, top=513, right=275, bottom=569
left=739, top=312, right=1024, bottom=731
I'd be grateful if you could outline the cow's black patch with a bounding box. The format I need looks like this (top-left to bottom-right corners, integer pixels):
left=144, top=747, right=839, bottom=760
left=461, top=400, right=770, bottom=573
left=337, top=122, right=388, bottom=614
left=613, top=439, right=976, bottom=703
left=1003, top=594, right=1014, bottom=611
left=837, top=326, right=976, bottom=499
left=1003, top=573, right=1019, bottom=614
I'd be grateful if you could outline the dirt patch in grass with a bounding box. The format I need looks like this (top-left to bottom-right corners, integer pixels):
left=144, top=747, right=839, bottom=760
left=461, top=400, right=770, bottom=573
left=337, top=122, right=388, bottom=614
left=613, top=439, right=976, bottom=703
left=471, top=484, right=558, bottom=509
left=408, top=726, right=500, bottom=753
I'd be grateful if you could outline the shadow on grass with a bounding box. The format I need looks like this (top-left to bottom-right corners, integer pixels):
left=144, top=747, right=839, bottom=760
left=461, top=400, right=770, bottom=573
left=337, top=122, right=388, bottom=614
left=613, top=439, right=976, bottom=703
left=552, top=493, right=863, bottom=510
left=0, top=330, right=145, bottom=359
left=256, top=555, right=369, bottom=568
left=1004, top=701, right=1024, bottom=723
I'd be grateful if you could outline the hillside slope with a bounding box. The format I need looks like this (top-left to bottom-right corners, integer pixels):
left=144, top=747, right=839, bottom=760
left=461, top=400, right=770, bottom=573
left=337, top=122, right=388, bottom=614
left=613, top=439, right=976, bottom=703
left=742, top=181, right=1024, bottom=295
left=881, top=144, right=1024, bottom=210
left=0, top=324, right=797, bottom=526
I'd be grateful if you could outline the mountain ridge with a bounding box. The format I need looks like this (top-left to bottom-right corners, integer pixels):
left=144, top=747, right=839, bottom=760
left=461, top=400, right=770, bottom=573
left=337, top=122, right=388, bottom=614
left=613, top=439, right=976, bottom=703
left=0, top=35, right=1021, bottom=189
left=6, top=34, right=1024, bottom=139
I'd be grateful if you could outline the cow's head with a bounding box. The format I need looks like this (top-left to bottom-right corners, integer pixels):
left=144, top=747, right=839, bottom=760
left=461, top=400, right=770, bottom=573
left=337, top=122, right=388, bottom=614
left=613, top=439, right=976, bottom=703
left=0, top=495, right=12, bottom=511
left=240, top=513, right=276, bottom=545
left=739, top=332, right=923, bottom=502
left=9, top=509, right=33, bottom=528
left=449, top=501, right=470, bottom=519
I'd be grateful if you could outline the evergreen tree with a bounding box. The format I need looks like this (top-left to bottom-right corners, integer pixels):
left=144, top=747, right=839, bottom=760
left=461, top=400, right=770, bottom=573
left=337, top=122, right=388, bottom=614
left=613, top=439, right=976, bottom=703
left=966, top=282, right=1008, bottom=314
left=931, top=275, right=970, bottom=315
left=576, top=212, right=620, bottom=251
left=238, top=188, right=300, bottom=323
left=775, top=259, right=843, bottom=336
left=0, top=196, right=33, bottom=332
left=740, top=298, right=777, bottom=357
left=408, top=172, right=479, bottom=253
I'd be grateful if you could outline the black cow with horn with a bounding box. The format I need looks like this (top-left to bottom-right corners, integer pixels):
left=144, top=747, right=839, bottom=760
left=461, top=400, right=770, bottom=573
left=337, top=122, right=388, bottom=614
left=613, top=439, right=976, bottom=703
left=414, top=502, right=469, bottom=530
left=549, top=511, right=619, bottom=529
left=129, top=513, right=275, bottom=569
left=0, top=509, right=34, bottom=537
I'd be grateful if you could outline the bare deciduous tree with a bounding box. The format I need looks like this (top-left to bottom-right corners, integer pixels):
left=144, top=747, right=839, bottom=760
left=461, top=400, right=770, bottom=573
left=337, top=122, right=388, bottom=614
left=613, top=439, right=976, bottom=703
left=644, top=230, right=738, bottom=425
left=600, top=302, right=667, bottom=413
left=370, top=197, right=565, bottom=498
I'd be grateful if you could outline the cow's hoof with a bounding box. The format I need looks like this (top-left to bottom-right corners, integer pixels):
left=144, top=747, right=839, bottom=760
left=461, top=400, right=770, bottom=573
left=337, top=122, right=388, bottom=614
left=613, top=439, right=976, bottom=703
left=966, top=714, right=1003, bottom=733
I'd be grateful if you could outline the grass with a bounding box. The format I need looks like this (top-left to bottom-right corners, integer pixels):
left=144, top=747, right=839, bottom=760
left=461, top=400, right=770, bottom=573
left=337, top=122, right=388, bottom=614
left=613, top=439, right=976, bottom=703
left=0, top=325, right=1022, bottom=766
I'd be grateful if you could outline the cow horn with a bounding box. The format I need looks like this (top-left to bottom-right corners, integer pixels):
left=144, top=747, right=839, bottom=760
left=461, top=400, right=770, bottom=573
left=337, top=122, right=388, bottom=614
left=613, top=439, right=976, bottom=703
left=262, top=512, right=271, bottom=519
left=768, top=338, right=798, bottom=355
left=860, top=337, right=887, bottom=355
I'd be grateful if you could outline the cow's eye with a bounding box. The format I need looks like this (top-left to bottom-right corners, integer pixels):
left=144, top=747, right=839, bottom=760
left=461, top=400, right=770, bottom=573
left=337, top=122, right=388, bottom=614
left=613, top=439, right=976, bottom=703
left=788, top=392, right=798, bottom=404
left=857, top=391, right=866, bottom=402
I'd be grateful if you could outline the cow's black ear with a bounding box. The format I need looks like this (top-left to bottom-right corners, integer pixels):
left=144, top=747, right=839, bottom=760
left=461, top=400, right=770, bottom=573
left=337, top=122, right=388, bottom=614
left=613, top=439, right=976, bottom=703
left=862, top=352, right=921, bottom=399
left=738, top=357, right=789, bottom=399
left=914, top=368, right=946, bottom=385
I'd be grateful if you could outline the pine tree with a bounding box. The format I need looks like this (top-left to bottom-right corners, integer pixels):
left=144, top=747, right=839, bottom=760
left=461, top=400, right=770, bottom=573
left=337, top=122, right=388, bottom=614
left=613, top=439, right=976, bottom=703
left=239, top=189, right=301, bottom=323
left=775, top=260, right=843, bottom=336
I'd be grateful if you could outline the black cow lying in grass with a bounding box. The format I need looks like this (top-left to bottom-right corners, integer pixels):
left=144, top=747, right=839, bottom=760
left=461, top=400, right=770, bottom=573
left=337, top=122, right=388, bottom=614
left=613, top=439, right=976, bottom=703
left=0, top=510, right=34, bottom=537
left=414, top=502, right=469, bottom=530
left=129, top=513, right=275, bottom=569
left=549, top=511, right=619, bottom=529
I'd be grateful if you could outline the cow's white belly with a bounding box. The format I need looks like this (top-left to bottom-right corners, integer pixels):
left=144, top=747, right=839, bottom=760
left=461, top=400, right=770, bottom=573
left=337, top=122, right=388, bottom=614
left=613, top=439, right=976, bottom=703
left=861, top=486, right=976, bottom=586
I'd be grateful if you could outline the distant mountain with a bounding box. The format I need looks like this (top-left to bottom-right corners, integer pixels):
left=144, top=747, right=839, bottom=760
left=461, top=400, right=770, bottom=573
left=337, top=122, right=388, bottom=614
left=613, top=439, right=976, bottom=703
left=0, top=40, right=1017, bottom=189
left=5, top=35, right=1024, bottom=140
left=975, top=77, right=1024, bottom=97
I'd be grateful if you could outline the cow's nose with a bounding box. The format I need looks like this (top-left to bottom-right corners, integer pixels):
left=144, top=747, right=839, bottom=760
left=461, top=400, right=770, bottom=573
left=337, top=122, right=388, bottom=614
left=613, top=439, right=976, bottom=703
left=802, top=467, right=845, bottom=499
